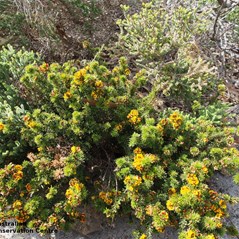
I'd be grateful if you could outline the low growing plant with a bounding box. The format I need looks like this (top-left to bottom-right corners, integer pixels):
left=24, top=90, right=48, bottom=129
left=110, top=110, right=239, bottom=239
left=0, top=57, right=151, bottom=231
left=116, top=1, right=222, bottom=110
left=0, top=47, right=238, bottom=239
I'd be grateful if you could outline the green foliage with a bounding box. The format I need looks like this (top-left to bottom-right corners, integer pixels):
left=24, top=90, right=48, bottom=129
left=113, top=110, right=239, bottom=238
left=0, top=102, right=27, bottom=164
left=0, top=1, right=239, bottom=238
left=118, top=2, right=207, bottom=61
left=0, top=56, right=153, bottom=231
left=0, top=45, right=41, bottom=104
left=0, top=45, right=41, bottom=164
left=0, top=47, right=238, bottom=238
left=117, top=1, right=221, bottom=110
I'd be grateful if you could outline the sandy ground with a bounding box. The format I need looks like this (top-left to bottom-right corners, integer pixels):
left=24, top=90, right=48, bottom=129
left=0, top=173, right=239, bottom=239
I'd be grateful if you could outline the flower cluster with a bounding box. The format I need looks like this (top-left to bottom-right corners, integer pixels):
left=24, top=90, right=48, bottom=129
left=187, top=174, right=199, bottom=186
left=124, top=175, right=142, bottom=192
left=98, top=191, right=120, bottom=205
left=133, top=149, right=144, bottom=172
left=65, top=178, right=86, bottom=207
left=127, top=110, right=141, bottom=125
left=13, top=165, right=23, bottom=181
left=115, top=111, right=239, bottom=239
left=169, top=112, right=183, bottom=130
left=73, top=68, right=87, bottom=85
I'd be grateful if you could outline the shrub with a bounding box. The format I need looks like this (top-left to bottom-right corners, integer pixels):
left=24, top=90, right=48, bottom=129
left=0, top=45, right=41, bottom=164
left=116, top=2, right=222, bottom=110
left=0, top=52, right=238, bottom=237
left=0, top=44, right=41, bottom=104
left=111, top=110, right=239, bottom=238
left=0, top=57, right=152, bottom=231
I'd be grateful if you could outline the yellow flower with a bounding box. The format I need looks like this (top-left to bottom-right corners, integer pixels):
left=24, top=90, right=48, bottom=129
left=216, top=222, right=222, bottom=228
left=14, top=165, right=23, bottom=171
left=115, top=124, right=123, bottom=132
left=202, top=166, right=208, bottom=173
left=73, top=69, right=87, bottom=83
left=124, top=176, right=131, bottom=184
left=99, top=191, right=113, bottom=205
left=15, top=211, right=29, bottom=223
left=26, top=183, right=31, bottom=192
left=128, top=186, right=134, bottom=191
left=127, top=109, right=141, bottom=125
left=160, top=118, right=168, bottom=126
left=13, top=200, right=22, bottom=209
left=134, top=147, right=142, bottom=154
left=39, top=62, right=49, bottom=73
left=69, top=178, right=79, bottom=187
left=48, top=215, right=58, bottom=224
left=215, top=208, right=224, bottom=218
left=186, top=230, right=196, bottom=239
left=74, top=183, right=84, bottom=191
left=133, top=160, right=143, bottom=172
left=169, top=112, right=183, bottom=130
left=63, top=91, right=72, bottom=100
left=155, top=227, right=165, bottom=233
left=169, top=112, right=179, bottom=119
left=180, top=186, right=190, bottom=195
left=187, top=174, right=199, bottom=186
left=125, top=68, right=131, bottom=76
left=23, top=115, right=30, bottom=122
left=166, top=200, right=175, bottom=211
left=65, top=189, right=74, bottom=199
left=209, top=190, right=218, bottom=199
left=205, top=235, right=215, bottom=239
left=0, top=122, right=5, bottom=131
left=27, top=120, right=36, bottom=128
left=148, top=154, right=157, bottom=163
left=71, top=146, right=81, bottom=154
left=124, top=175, right=142, bottom=191
left=168, top=188, right=176, bottom=196
left=112, top=66, right=119, bottom=74
left=219, top=200, right=227, bottom=209
left=156, top=123, right=164, bottom=133
left=145, top=204, right=153, bottom=216
left=133, top=153, right=144, bottom=171
left=139, top=234, right=147, bottom=239
left=38, top=147, right=43, bottom=152
left=13, top=171, right=23, bottom=181
left=160, top=210, right=169, bottom=221
left=133, top=176, right=142, bottom=187
left=193, top=190, right=201, bottom=198
left=91, top=91, right=98, bottom=100
left=95, top=80, right=104, bottom=88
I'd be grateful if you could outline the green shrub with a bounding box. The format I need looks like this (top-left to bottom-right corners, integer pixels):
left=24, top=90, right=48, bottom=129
left=0, top=44, right=41, bottom=104
left=116, top=2, right=222, bottom=110
left=111, top=110, right=239, bottom=239
left=0, top=52, right=238, bottom=238
left=0, top=45, right=41, bottom=164
left=0, top=57, right=152, bottom=231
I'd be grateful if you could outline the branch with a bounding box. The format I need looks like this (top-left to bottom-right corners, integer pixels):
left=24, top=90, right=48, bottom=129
left=212, top=5, right=223, bottom=40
